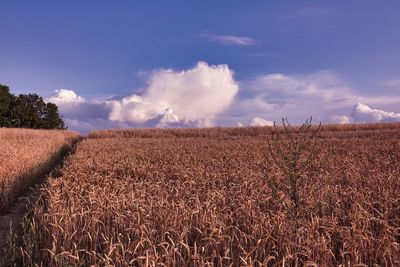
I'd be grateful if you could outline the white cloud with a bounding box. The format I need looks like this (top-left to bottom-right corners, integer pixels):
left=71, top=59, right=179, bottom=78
left=50, top=62, right=238, bottom=133
left=231, top=71, right=356, bottom=124
left=351, top=103, right=400, bottom=123
left=330, top=115, right=352, bottom=124
left=46, top=89, right=85, bottom=104
left=233, top=71, right=400, bottom=125
left=250, top=117, right=274, bottom=127
left=201, top=33, right=256, bottom=46
left=108, top=61, right=238, bottom=126
left=49, top=66, right=400, bottom=134
left=156, top=108, right=180, bottom=127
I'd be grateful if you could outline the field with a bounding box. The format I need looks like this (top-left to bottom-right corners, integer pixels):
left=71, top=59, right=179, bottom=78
left=18, top=123, right=400, bottom=266
left=0, top=128, right=79, bottom=214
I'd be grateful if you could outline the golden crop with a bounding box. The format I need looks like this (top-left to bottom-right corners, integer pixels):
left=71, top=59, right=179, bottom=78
left=0, top=128, right=79, bottom=213
left=21, top=124, right=400, bottom=266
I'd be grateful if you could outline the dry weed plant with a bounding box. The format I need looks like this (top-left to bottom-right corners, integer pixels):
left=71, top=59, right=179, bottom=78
left=267, top=117, right=321, bottom=220
left=19, top=124, right=400, bottom=266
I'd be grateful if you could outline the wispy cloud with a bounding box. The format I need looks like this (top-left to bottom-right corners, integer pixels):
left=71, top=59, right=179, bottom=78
left=200, top=33, right=257, bottom=46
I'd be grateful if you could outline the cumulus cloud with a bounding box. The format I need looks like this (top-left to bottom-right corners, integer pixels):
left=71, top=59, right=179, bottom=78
left=46, top=89, right=85, bottom=104
left=156, top=108, right=180, bottom=127
left=351, top=103, right=400, bottom=123
left=48, top=62, right=238, bottom=133
left=48, top=66, right=400, bottom=133
left=108, top=61, right=238, bottom=127
left=201, top=33, right=256, bottom=46
left=47, top=90, right=109, bottom=121
left=250, top=117, right=274, bottom=127
left=330, top=115, right=352, bottom=124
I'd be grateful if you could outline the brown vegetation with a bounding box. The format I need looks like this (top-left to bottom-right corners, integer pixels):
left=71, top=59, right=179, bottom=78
left=89, top=122, right=400, bottom=139
left=0, top=128, right=79, bottom=214
left=21, top=124, right=400, bottom=266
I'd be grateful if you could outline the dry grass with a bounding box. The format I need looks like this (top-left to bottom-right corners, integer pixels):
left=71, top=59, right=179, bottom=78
left=21, top=124, right=400, bottom=266
left=0, top=128, right=80, bottom=213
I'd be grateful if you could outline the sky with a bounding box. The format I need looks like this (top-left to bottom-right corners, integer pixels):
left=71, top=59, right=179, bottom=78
left=1, top=1, right=400, bottom=133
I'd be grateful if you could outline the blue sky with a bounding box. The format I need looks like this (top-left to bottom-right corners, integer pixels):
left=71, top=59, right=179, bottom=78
left=1, top=1, right=400, bottom=132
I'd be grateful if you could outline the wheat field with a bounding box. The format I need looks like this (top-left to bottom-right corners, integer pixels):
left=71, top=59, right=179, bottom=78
left=20, top=124, right=400, bottom=266
left=0, top=128, right=79, bottom=214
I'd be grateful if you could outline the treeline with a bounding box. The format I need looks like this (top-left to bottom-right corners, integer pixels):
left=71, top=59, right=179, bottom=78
left=0, top=84, right=65, bottom=129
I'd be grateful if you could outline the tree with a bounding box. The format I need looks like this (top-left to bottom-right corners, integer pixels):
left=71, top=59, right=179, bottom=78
left=13, top=94, right=46, bottom=128
left=42, top=102, right=65, bottom=129
left=0, top=84, right=13, bottom=127
left=0, top=84, right=66, bottom=129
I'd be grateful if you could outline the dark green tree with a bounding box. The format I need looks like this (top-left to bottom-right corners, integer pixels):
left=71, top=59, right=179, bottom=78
left=13, top=94, right=46, bottom=128
left=0, top=84, right=66, bottom=129
left=42, top=102, right=66, bottom=129
left=0, top=84, right=14, bottom=127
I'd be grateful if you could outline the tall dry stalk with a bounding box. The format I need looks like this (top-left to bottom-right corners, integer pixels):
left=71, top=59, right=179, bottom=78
left=267, top=117, right=321, bottom=216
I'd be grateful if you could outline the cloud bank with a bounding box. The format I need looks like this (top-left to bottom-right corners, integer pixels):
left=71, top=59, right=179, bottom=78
left=47, top=64, right=400, bottom=133
left=231, top=71, right=400, bottom=126
left=47, top=62, right=238, bottom=133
